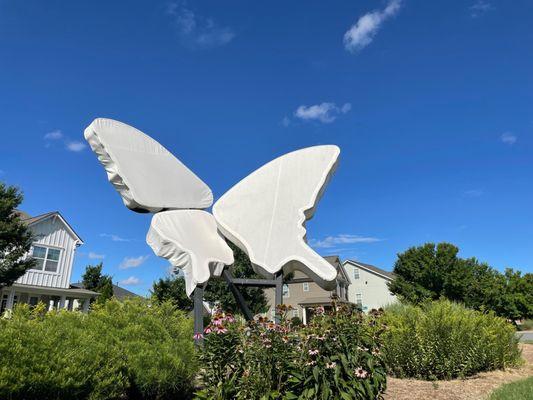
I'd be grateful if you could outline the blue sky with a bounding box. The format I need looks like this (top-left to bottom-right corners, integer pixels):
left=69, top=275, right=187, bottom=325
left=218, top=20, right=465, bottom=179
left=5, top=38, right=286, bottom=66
left=1, top=0, right=532, bottom=295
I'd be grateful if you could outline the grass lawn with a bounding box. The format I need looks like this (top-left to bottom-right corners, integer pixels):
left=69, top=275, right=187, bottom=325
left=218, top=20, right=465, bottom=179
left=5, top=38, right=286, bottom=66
left=488, top=376, right=533, bottom=400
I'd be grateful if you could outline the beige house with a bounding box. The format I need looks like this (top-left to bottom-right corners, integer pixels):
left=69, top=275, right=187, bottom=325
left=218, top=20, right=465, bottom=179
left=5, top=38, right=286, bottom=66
left=264, top=256, right=350, bottom=324
left=343, top=260, right=397, bottom=312
left=0, top=211, right=99, bottom=314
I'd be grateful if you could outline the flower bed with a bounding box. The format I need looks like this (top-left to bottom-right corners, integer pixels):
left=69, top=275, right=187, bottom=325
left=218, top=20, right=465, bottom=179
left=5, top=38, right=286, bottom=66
left=196, top=303, right=387, bottom=399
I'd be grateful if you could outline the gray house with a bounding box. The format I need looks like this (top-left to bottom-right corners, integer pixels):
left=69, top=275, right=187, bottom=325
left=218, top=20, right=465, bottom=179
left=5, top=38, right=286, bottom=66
left=0, top=211, right=99, bottom=314
left=264, top=255, right=351, bottom=324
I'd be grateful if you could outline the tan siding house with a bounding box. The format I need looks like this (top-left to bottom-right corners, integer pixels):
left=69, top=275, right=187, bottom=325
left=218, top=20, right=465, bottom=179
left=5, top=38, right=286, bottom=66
left=264, top=256, right=350, bottom=324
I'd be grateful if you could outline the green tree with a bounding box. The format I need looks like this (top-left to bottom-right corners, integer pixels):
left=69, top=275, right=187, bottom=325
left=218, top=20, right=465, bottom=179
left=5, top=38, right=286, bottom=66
left=204, top=242, right=268, bottom=315
left=82, top=263, right=114, bottom=303
left=0, top=183, right=35, bottom=290
left=151, top=275, right=193, bottom=312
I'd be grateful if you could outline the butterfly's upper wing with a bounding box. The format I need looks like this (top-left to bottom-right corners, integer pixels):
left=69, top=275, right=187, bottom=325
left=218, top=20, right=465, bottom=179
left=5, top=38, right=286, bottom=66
left=147, top=210, right=234, bottom=296
left=84, top=118, right=213, bottom=213
left=213, top=145, right=340, bottom=290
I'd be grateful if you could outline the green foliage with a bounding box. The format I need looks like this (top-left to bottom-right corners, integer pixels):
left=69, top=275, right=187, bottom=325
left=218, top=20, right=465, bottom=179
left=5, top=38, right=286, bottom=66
left=517, top=319, right=533, bottom=331
left=151, top=275, right=193, bottom=311
left=381, top=300, right=522, bottom=380
left=0, top=298, right=197, bottom=400
left=488, top=376, right=533, bottom=400
left=0, top=182, right=35, bottom=290
left=204, top=242, right=268, bottom=315
left=196, top=304, right=387, bottom=399
left=389, top=242, right=533, bottom=320
left=82, top=262, right=114, bottom=303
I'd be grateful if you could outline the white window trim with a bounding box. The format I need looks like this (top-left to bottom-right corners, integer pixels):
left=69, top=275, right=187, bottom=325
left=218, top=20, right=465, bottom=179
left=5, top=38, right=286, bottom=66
left=353, top=267, right=360, bottom=280
left=302, top=282, right=309, bottom=292
left=282, top=284, right=290, bottom=298
left=30, top=244, right=62, bottom=275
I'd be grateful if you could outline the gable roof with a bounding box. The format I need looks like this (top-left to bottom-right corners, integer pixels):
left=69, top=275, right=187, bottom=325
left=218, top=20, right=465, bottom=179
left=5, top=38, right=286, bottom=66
left=323, top=255, right=351, bottom=284
left=16, top=210, right=84, bottom=244
left=71, top=282, right=141, bottom=301
left=343, top=260, right=394, bottom=281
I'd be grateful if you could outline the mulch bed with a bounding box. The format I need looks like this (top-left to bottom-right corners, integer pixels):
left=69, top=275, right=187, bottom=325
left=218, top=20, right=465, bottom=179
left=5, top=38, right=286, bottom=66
left=383, top=344, right=533, bottom=400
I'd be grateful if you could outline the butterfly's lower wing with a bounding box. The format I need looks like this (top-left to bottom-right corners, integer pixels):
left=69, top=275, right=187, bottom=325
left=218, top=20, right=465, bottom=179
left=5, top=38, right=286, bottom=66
left=84, top=118, right=213, bottom=213
left=213, top=145, right=340, bottom=290
left=147, top=210, right=234, bottom=296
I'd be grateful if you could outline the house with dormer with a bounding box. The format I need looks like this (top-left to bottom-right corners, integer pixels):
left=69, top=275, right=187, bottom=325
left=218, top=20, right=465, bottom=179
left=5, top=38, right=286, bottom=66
left=0, top=211, right=99, bottom=314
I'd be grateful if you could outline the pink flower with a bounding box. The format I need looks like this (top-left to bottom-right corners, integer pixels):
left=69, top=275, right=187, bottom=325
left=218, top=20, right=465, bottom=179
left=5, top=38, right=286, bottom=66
left=193, top=333, right=204, bottom=340
left=308, top=349, right=319, bottom=356
left=326, top=362, right=336, bottom=369
left=216, top=326, right=228, bottom=334
left=315, top=306, right=325, bottom=315
left=204, top=326, right=212, bottom=334
left=305, top=361, right=316, bottom=366
left=212, top=318, right=223, bottom=326
left=354, top=367, right=368, bottom=379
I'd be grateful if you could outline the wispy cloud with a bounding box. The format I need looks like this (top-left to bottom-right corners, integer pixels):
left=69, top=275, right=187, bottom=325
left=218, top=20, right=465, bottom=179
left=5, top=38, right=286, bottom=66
left=66, top=141, right=87, bottom=152
left=344, top=0, right=401, bottom=53
left=44, top=130, right=63, bottom=140
left=119, top=255, right=149, bottom=270
left=309, top=234, right=382, bottom=249
left=463, top=189, right=484, bottom=198
left=469, top=1, right=493, bottom=18
left=293, top=102, right=351, bottom=124
left=281, top=116, right=291, bottom=127
left=500, top=132, right=517, bottom=145
left=88, top=252, right=105, bottom=260
left=166, top=1, right=235, bottom=48
left=119, top=276, right=141, bottom=286
left=100, top=233, right=130, bottom=242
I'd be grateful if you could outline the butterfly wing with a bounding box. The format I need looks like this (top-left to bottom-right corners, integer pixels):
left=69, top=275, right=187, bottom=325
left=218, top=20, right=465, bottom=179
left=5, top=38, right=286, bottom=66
left=147, top=210, right=234, bottom=296
left=213, top=145, right=340, bottom=290
left=84, top=118, right=213, bottom=213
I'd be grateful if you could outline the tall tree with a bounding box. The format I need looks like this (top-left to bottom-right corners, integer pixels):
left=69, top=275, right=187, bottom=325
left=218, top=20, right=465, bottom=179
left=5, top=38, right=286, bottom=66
left=82, top=263, right=114, bottom=303
left=0, top=182, right=35, bottom=290
left=151, top=275, right=193, bottom=312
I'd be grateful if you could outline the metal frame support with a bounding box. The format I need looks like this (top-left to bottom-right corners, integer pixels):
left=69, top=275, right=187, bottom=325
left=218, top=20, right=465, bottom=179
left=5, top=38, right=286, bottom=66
left=222, top=270, right=254, bottom=320
left=274, top=272, right=283, bottom=323
left=193, top=285, right=204, bottom=346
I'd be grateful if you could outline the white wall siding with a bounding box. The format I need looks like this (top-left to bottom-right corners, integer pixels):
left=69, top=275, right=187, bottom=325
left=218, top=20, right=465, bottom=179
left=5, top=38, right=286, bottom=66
left=344, top=262, right=397, bottom=311
left=16, top=216, right=78, bottom=289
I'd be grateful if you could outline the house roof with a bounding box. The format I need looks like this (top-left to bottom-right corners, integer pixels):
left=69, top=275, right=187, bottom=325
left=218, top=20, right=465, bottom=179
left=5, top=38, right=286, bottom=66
left=323, top=255, right=350, bottom=284
left=15, top=210, right=84, bottom=244
left=12, top=283, right=99, bottom=297
left=71, top=282, right=141, bottom=300
left=343, top=260, right=394, bottom=280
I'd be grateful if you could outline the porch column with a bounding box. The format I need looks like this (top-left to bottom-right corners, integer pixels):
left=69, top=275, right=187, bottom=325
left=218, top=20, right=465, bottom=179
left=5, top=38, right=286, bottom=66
left=82, top=298, right=90, bottom=313
left=5, top=289, right=15, bottom=311
left=302, top=307, right=307, bottom=325
left=59, top=295, right=66, bottom=309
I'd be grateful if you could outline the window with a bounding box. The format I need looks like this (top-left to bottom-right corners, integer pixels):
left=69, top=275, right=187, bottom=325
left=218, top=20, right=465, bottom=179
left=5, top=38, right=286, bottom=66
left=282, top=284, right=290, bottom=298
left=292, top=309, right=299, bottom=318
left=302, top=282, right=309, bottom=292
left=353, top=267, right=360, bottom=280
left=29, top=297, right=39, bottom=307
left=356, top=293, right=363, bottom=308
left=32, top=245, right=61, bottom=273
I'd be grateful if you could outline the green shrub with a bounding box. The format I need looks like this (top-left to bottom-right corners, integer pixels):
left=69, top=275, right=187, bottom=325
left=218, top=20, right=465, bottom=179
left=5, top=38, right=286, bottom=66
left=517, top=319, right=533, bottom=331
left=196, top=304, right=387, bottom=400
left=381, top=300, right=522, bottom=380
left=0, top=298, right=197, bottom=400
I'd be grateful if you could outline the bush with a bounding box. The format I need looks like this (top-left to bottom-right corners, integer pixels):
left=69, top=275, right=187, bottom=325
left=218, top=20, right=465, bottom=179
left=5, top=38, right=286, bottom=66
left=517, top=319, right=533, bottom=331
left=196, top=304, right=387, bottom=400
left=0, top=298, right=197, bottom=400
left=381, top=300, right=522, bottom=380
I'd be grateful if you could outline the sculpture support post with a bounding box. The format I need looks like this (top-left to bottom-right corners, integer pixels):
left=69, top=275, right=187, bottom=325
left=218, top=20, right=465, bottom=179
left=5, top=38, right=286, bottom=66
left=193, top=285, right=204, bottom=346
left=222, top=269, right=254, bottom=321
left=274, top=272, right=283, bottom=324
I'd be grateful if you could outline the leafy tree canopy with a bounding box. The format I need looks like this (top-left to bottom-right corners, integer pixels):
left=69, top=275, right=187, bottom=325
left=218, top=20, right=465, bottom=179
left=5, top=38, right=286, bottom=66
left=82, top=262, right=114, bottom=304
left=389, top=242, right=533, bottom=320
left=0, top=182, right=35, bottom=290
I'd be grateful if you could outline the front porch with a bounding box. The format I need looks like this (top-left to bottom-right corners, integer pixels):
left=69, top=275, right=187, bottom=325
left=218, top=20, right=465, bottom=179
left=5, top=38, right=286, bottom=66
left=0, top=283, right=99, bottom=314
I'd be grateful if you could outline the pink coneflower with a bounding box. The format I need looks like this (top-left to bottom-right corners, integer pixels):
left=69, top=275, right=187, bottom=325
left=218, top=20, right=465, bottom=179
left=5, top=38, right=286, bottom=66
left=354, top=367, right=368, bottom=379
left=193, top=333, right=204, bottom=340
left=216, top=326, right=228, bottom=334
left=315, top=306, right=325, bottom=314
left=305, top=361, right=316, bottom=366
left=372, top=348, right=381, bottom=356
left=325, top=362, right=336, bottom=369
left=212, top=318, right=223, bottom=326
left=308, top=349, right=319, bottom=356
left=204, top=326, right=212, bottom=334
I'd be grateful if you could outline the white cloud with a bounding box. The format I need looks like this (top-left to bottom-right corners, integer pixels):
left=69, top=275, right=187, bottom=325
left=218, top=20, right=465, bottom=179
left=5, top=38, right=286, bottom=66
left=44, top=130, right=63, bottom=140
left=343, top=0, right=401, bottom=53
left=119, top=276, right=141, bottom=286
left=294, top=102, right=351, bottom=123
left=66, top=141, right=87, bottom=152
left=119, top=255, right=149, bottom=269
left=470, top=1, right=493, bottom=17
left=100, top=233, right=130, bottom=242
left=88, top=252, right=105, bottom=260
left=309, top=234, right=382, bottom=249
left=281, top=116, right=291, bottom=127
left=500, top=132, right=517, bottom=145
left=166, top=1, right=235, bottom=48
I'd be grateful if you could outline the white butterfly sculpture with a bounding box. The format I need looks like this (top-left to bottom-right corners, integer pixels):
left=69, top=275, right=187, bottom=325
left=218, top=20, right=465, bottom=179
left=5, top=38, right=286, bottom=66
left=85, top=118, right=340, bottom=296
